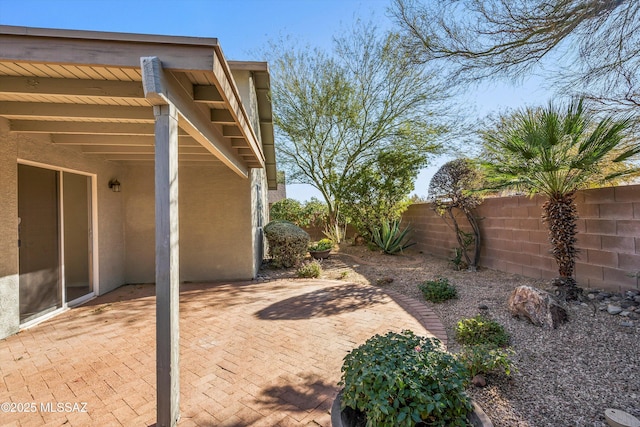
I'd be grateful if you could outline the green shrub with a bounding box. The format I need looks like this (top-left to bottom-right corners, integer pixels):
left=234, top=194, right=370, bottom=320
left=372, top=220, right=415, bottom=255
left=450, top=247, right=466, bottom=271
left=339, top=330, right=472, bottom=427
left=308, top=238, right=333, bottom=252
left=270, top=199, right=304, bottom=224
left=419, top=277, right=458, bottom=303
left=296, top=260, right=322, bottom=278
left=456, top=344, right=514, bottom=378
left=264, top=220, right=310, bottom=268
left=455, top=315, right=510, bottom=347
left=270, top=197, right=329, bottom=228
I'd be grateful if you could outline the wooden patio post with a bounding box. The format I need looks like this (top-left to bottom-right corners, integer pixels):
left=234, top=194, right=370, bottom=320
left=154, top=101, right=180, bottom=427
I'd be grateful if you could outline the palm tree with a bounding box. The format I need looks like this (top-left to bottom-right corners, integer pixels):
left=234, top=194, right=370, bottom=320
left=481, top=99, right=639, bottom=300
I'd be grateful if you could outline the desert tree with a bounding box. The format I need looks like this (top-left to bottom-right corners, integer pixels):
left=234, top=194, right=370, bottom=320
left=391, top=0, right=640, bottom=117
left=267, top=22, right=446, bottom=241
left=342, top=149, right=427, bottom=239
left=428, top=158, right=483, bottom=271
left=480, top=98, right=639, bottom=299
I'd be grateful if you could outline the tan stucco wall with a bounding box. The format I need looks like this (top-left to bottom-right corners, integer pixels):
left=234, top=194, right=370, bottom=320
left=0, top=119, right=126, bottom=339
left=0, top=119, right=19, bottom=338
left=123, top=163, right=258, bottom=283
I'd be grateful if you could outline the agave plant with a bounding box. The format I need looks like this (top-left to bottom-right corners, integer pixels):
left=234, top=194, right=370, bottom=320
left=481, top=98, right=639, bottom=299
left=372, top=220, right=416, bottom=255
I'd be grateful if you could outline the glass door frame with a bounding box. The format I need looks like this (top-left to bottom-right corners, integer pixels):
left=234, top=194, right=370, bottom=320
left=18, top=159, right=99, bottom=328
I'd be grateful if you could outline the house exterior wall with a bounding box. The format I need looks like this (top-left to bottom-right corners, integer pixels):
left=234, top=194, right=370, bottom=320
left=0, top=119, right=20, bottom=338
left=0, top=118, right=126, bottom=339
left=123, top=163, right=258, bottom=283
left=403, top=185, right=640, bottom=292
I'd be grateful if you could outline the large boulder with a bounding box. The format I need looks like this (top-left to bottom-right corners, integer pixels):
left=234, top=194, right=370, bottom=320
left=507, top=285, right=568, bottom=329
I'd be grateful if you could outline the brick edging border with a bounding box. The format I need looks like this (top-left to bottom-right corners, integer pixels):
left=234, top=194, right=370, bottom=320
left=382, top=288, right=449, bottom=348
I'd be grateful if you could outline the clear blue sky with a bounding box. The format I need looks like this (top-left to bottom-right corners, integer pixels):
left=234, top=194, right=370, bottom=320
left=0, top=0, right=550, bottom=200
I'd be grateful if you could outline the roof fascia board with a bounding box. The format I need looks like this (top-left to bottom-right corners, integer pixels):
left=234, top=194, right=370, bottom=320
left=212, top=46, right=265, bottom=163
left=0, top=25, right=216, bottom=71
left=0, top=25, right=218, bottom=47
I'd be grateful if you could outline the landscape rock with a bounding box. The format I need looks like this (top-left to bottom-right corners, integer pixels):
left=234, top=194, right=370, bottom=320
left=608, top=304, right=623, bottom=315
left=507, top=286, right=568, bottom=329
left=472, top=374, right=487, bottom=388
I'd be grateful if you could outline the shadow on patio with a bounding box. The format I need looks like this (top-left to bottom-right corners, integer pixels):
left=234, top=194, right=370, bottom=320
left=254, top=283, right=388, bottom=320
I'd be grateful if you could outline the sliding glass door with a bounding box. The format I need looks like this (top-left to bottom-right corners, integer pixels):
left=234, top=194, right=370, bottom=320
left=18, top=164, right=94, bottom=324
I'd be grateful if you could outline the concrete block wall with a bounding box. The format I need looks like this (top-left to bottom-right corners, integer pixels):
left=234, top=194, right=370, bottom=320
left=403, top=185, right=640, bottom=292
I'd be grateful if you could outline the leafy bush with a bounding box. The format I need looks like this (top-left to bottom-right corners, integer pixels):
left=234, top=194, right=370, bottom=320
left=270, top=199, right=304, bottom=224
left=308, top=238, right=333, bottom=252
left=302, top=197, right=330, bottom=228
left=455, top=315, right=510, bottom=348
left=270, top=197, right=329, bottom=228
left=419, top=277, right=458, bottom=303
left=296, top=260, right=322, bottom=278
left=372, top=220, right=415, bottom=255
left=339, top=330, right=472, bottom=427
left=450, top=247, right=466, bottom=271
left=264, top=220, right=310, bottom=268
left=456, top=344, right=514, bottom=378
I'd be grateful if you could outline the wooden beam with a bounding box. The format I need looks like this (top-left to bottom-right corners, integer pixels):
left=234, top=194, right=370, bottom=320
left=0, top=101, right=153, bottom=121
left=51, top=134, right=199, bottom=146
left=0, top=75, right=145, bottom=99
left=193, top=85, right=224, bottom=104
left=154, top=102, right=180, bottom=427
left=80, top=145, right=210, bottom=155
left=230, top=139, right=245, bottom=148
left=10, top=121, right=158, bottom=135
left=210, top=109, right=235, bottom=124
left=98, top=154, right=219, bottom=162
left=140, top=56, right=248, bottom=178
left=222, top=125, right=242, bottom=137
left=236, top=148, right=254, bottom=156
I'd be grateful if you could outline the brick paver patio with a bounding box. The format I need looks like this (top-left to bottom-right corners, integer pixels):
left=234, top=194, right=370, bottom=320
left=0, top=279, right=447, bottom=427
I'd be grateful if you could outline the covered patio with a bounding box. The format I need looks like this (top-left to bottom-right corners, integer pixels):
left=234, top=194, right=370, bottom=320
left=0, top=279, right=446, bottom=426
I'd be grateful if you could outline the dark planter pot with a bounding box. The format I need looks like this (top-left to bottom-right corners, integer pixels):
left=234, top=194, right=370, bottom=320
left=309, top=249, right=331, bottom=259
left=331, top=391, right=493, bottom=427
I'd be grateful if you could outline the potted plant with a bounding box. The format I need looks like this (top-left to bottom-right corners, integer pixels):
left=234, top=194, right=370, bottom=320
left=308, top=238, right=333, bottom=259
left=334, top=330, right=492, bottom=427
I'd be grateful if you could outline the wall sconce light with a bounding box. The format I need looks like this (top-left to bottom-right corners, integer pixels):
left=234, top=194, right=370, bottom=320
left=108, top=179, right=121, bottom=192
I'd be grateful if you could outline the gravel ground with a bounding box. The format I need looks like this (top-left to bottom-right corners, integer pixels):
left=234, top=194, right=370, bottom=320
left=262, top=244, right=640, bottom=427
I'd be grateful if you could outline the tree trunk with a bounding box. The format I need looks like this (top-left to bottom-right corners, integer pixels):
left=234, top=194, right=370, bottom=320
left=542, top=192, right=580, bottom=299
left=465, top=209, right=481, bottom=271
left=448, top=209, right=473, bottom=268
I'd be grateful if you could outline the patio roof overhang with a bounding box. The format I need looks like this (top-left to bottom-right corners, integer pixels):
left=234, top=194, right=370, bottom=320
left=0, top=25, right=278, bottom=427
left=0, top=25, right=277, bottom=189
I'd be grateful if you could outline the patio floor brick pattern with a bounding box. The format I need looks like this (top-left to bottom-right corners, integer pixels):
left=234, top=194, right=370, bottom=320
left=0, top=279, right=447, bottom=426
